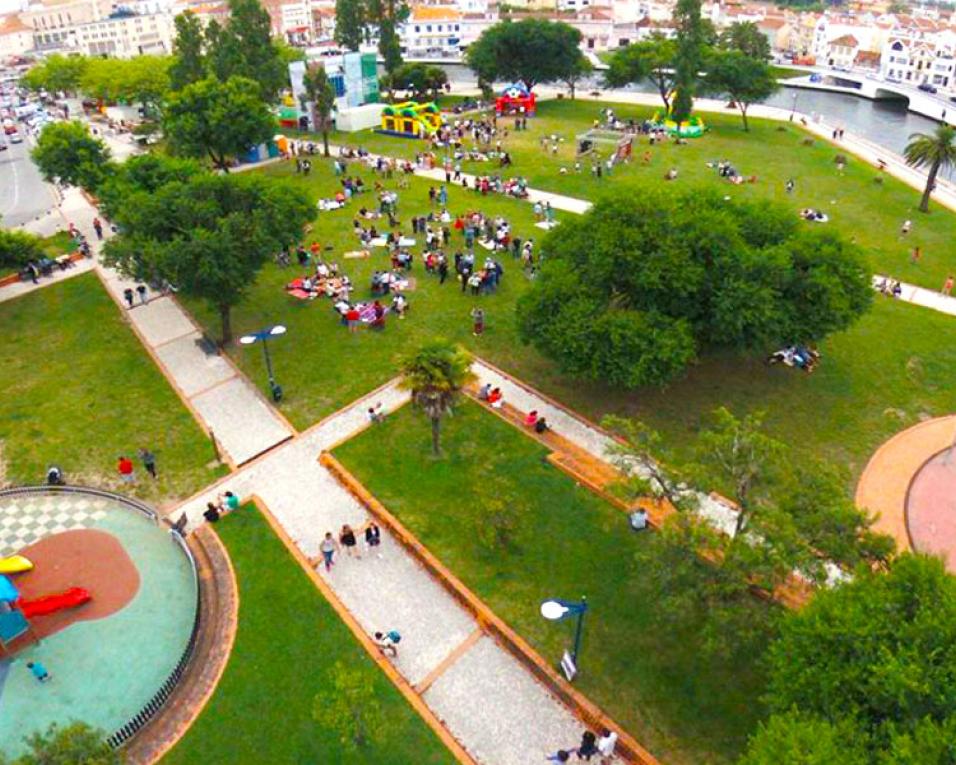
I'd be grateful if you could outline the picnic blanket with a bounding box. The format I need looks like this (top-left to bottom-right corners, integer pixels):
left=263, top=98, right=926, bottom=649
left=344, top=250, right=371, bottom=259
left=535, top=221, right=560, bottom=230
left=318, top=199, right=344, bottom=211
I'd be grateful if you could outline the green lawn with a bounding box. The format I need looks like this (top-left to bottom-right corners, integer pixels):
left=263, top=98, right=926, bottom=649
left=334, top=401, right=769, bottom=765
left=331, top=98, right=956, bottom=292
left=180, top=153, right=956, bottom=488
left=163, top=505, right=454, bottom=764
left=182, top=157, right=562, bottom=429
left=0, top=273, right=223, bottom=501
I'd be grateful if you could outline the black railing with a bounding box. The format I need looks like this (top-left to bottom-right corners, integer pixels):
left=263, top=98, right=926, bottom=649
left=0, top=485, right=202, bottom=751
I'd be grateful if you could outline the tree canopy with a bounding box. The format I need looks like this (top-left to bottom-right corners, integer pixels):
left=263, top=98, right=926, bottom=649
left=718, top=21, right=772, bottom=61
left=384, top=62, right=448, bottom=101
left=334, top=0, right=367, bottom=51
left=748, top=554, right=956, bottom=763
left=32, top=120, right=111, bottom=191
left=672, top=0, right=705, bottom=120
left=163, top=76, right=273, bottom=170
left=703, top=49, right=777, bottom=131
left=466, top=19, right=586, bottom=90
left=517, top=189, right=872, bottom=388
left=904, top=124, right=956, bottom=213
left=0, top=229, right=47, bottom=271
left=170, top=11, right=207, bottom=91
left=102, top=165, right=312, bottom=344
left=20, top=54, right=88, bottom=94
left=604, top=37, right=678, bottom=112
left=399, top=341, right=475, bottom=455
left=79, top=56, right=171, bottom=117
left=10, top=722, right=121, bottom=765
left=206, top=0, right=287, bottom=100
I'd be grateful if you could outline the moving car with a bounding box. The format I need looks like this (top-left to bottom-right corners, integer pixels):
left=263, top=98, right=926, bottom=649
left=918, top=82, right=938, bottom=94
left=9, top=131, right=22, bottom=143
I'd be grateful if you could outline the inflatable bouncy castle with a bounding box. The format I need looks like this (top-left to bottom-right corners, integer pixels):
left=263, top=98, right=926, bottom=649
left=495, top=82, right=536, bottom=117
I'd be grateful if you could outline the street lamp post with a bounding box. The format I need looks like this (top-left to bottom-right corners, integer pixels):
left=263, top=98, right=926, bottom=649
left=540, top=596, right=588, bottom=681
left=239, top=325, right=287, bottom=402
left=790, top=91, right=798, bottom=121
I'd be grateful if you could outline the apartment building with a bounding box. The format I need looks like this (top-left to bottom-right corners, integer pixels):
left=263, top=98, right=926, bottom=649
left=69, top=9, right=174, bottom=56
left=881, top=17, right=956, bottom=89
left=0, top=14, right=35, bottom=58
left=400, top=5, right=462, bottom=58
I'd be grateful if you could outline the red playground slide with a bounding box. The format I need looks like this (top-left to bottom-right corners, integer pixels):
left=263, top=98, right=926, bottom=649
left=16, top=587, right=91, bottom=619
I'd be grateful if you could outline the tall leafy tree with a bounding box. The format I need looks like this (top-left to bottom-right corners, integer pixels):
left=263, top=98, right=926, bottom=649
left=718, top=21, right=771, bottom=61
left=301, top=63, right=336, bottom=156
left=399, top=341, right=475, bottom=456
left=604, top=36, right=677, bottom=112
left=561, top=55, right=592, bottom=100
left=207, top=0, right=287, bottom=100
left=739, top=713, right=870, bottom=765
left=387, top=62, right=448, bottom=100
left=466, top=19, right=584, bottom=90
left=163, top=76, right=273, bottom=171
left=755, top=554, right=956, bottom=762
left=672, top=0, right=705, bottom=121
left=366, top=0, right=407, bottom=76
left=20, top=54, right=88, bottom=94
left=170, top=11, right=207, bottom=91
left=103, top=172, right=311, bottom=344
left=518, top=190, right=872, bottom=388
left=704, top=50, right=777, bottom=131
left=32, top=121, right=111, bottom=191
left=334, top=0, right=367, bottom=51
left=904, top=124, right=956, bottom=212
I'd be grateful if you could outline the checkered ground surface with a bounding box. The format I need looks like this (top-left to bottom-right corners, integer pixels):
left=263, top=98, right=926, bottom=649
left=0, top=494, right=108, bottom=558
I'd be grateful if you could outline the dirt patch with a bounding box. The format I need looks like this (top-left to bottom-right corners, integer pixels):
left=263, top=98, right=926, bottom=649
left=11, top=529, right=140, bottom=641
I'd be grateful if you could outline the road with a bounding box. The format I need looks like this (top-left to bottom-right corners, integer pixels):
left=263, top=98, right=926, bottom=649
left=0, top=136, right=58, bottom=228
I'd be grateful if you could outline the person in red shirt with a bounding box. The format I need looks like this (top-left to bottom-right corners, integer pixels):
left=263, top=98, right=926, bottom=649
left=117, top=455, right=135, bottom=484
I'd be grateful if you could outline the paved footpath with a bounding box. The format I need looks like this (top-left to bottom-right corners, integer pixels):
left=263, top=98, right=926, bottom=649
left=170, top=380, right=585, bottom=765
left=56, top=187, right=296, bottom=468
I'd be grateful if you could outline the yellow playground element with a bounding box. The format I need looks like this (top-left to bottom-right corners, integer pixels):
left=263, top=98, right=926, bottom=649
left=0, top=555, right=34, bottom=574
left=379, top=101, right=442, bottom=139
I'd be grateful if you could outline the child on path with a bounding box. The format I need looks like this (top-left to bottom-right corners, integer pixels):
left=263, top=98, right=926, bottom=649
left=27, top=661, right=50, bottom=683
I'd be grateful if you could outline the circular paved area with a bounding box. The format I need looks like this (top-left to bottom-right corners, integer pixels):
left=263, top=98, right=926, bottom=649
left=907, top=450, right=956, bottom=571
left=856, top=416, right=956, bottom=571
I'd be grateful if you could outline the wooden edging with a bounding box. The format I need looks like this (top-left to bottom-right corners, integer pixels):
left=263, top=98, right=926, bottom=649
left=247, top=494, right=478, bottom=765
left=319, top=452, right=660, bottom=765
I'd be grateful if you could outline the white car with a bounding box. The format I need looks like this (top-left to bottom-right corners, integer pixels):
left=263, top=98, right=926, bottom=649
left=9, top=132, right=22, bottom=143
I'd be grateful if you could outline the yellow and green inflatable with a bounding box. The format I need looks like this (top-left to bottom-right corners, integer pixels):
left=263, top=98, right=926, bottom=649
left=379, top=101, right=443, bottom=139
left=652, top=93, right=707, bottom=138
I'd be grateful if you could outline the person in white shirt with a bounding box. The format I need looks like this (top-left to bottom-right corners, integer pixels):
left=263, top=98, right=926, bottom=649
left=597, top=728, right=618, bottom=763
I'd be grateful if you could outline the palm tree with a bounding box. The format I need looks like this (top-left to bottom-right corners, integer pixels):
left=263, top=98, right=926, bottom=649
left=399, top=341, right=475, bottom=456
left=301, top=64, right=336, bottom=158
left=904, top=124, right=956, bottom=213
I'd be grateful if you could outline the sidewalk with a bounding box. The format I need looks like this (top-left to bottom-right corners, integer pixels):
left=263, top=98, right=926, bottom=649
left=59, top=187, right=296, bottom=468
left=0, top=258, right=94, bottom=305
left=168, top=383, right=586, bottom=765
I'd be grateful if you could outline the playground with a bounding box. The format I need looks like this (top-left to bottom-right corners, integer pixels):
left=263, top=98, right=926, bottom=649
left=0, top=487, right=198, bottom=759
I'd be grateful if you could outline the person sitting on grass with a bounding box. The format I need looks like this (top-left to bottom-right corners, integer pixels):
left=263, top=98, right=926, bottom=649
left=629, top=507, right=649, bottom=531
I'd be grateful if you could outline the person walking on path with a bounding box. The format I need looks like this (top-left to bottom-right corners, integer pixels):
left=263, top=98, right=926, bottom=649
left=576, top=730, right=598, bottom=761
left=138, top=448, right=157, bottom=479
left=136, top=284, right=148, bottom=305
left=944, top=275, right=954, bottom=296
left=93, top=218, right=103, bottom=240
left=123, top=288, right=134, bottom=309
left=340, top=524, right=360, bottom=558
left=596, top=728, right=618, bottom=764
left=471, top=306, right=485, bottom=336
left=546, top=752, right=571, bottom=762
left=27, top=661, right=51, bottom=683
left=117, top=455, right=135, bottom=484
left=315, top=532, right=339, bottom=571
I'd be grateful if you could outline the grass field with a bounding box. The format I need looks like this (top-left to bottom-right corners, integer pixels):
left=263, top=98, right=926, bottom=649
left=330, top=97, right=956, bottom=292
left=180, top=152, right=956, bottom=488
left=163, top=505, right=454, bottom=764
left=0, top=273, right=223, bottom=501
left=181, top=157, right=562, bottom=429
left=334, top=400, right=770, bottom=765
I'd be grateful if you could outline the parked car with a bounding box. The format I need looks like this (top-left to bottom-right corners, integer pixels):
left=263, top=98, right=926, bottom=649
left=918, top=82, right=938, bottom=94
left=9, top=131, right=22, bottom=143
